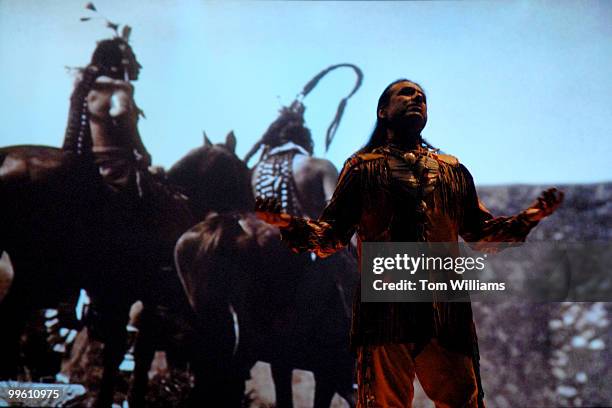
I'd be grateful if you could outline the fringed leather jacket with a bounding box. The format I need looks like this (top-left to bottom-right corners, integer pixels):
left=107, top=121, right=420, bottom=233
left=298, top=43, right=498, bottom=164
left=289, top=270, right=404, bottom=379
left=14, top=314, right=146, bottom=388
left=279, top=144, right=538, bottom=355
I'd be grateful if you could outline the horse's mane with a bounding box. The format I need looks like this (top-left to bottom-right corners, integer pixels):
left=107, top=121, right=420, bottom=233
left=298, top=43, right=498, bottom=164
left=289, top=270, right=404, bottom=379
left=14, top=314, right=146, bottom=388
left=167, top=144, right=254, bottom=219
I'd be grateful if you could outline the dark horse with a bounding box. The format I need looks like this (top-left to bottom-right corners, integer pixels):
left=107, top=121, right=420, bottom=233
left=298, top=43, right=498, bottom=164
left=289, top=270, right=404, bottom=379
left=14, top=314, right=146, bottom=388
left=172, top=138, right=356, bottom=407
left=0, top=144, right=195, bottom=406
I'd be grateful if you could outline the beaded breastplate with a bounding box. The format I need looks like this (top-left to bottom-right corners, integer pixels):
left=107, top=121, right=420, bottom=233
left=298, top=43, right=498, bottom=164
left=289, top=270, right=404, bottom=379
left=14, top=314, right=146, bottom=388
left=253, top=144, right=307, bottom=216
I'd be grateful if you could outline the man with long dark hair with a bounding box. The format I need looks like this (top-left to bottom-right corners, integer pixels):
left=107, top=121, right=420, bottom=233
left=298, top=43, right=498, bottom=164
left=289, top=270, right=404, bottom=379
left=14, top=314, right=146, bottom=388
left=256, top=79, right=563, bottom=407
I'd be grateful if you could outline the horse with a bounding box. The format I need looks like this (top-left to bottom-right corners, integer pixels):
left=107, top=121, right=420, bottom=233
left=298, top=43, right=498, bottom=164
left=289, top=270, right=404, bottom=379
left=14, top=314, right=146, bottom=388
left=172, top=136, right=356, bottom=407
left=0, top=144, right=195, bottom=407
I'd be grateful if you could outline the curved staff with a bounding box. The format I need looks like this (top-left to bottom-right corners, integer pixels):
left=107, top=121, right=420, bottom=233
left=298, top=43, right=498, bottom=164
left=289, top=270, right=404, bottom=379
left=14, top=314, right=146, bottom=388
left=245, top=63, right=363, bottom=164
left=256, top=79, right=563, bottom=408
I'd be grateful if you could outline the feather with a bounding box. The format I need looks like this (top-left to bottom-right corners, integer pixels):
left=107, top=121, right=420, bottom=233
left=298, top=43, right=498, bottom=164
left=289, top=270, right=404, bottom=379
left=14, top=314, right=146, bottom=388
left=106, top=21, right=119, bottom=33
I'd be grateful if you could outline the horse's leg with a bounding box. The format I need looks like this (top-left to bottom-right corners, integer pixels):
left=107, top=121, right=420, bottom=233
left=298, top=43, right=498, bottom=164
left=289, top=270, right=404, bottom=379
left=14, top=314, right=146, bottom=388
left=312, top=368, right=337, bottom=408
left=129, top=305, right=156, bottom=408
left=91, top=301, right=130, bottom=408
left=0, top=287, right=28, bottom=379
left=339, top=383, right=357, bottom=408
left=224, top=370, right=246, bottom=408
left=0, top=252, right=33, bottom=379
left=97, top=329, right=128, bottom=408
left=309, top=350, right=357, bottom=408
left=189, top=303, right=245, bottom=408
left=311, top=272, right=357, bottom=408
left=97, top=331, right=127, bottom=407
left=189, top=358, right=245, bottom=408
left=190, top=361, right=246, bottom=408
left=332, top=350, right=357, bottom=408
left=271, top=363, right=294, bottom=408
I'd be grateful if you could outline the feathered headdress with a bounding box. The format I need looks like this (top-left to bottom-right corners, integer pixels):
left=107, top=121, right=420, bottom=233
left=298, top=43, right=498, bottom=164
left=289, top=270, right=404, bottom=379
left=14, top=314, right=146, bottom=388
left=80, top=2, right=131, bottom=42
left=79, top=2, right=134, bottom=80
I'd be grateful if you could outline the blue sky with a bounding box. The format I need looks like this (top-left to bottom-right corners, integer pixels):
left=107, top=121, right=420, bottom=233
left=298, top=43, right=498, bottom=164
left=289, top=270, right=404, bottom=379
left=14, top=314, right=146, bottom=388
left=1, top=0, right=611, bottom=184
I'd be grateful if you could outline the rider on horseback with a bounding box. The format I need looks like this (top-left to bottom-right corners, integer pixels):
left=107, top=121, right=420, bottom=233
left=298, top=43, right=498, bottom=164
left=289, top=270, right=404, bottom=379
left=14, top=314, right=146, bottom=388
left=62, top=36, right=151, bottom=198
left=250, top=102, right=338, bottom=219
left=247, top=94, right=359, bottom=406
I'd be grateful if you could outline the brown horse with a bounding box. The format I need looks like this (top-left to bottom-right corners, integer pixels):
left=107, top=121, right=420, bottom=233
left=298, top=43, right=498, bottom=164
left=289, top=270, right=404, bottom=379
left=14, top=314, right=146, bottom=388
left=173, top=137, right=356, bottom=407
left=0, top=144, right=195, bottom=406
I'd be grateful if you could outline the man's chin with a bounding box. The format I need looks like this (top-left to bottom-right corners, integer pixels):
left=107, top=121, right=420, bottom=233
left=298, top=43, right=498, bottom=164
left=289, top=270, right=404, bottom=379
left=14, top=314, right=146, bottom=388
left=400, top=115, right=426, bottom=131
left=406, top=111, right=424, bottom=120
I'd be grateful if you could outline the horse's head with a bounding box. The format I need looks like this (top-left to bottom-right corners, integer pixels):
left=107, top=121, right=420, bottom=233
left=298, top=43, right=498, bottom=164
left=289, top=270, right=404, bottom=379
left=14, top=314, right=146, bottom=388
left=168, top=131, right=254, bottom=219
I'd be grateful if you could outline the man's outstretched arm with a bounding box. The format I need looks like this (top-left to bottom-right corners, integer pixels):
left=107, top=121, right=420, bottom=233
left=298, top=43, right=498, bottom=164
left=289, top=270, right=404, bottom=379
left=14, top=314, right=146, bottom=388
left=459, top=164, right=563, bottom=244
left=256, top=158, right=361, bottom=258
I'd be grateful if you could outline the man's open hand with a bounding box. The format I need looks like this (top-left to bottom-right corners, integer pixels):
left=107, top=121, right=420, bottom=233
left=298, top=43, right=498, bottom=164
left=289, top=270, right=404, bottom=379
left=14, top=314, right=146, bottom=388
left=523, top=188, right=564, bottom=222
left=255, top=197, right=293, bottom=228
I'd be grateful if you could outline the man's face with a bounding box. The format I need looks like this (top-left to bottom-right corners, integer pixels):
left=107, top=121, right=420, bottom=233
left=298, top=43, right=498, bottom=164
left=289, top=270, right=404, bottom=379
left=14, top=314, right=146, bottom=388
left=378, top=81, right=428, bottom=133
